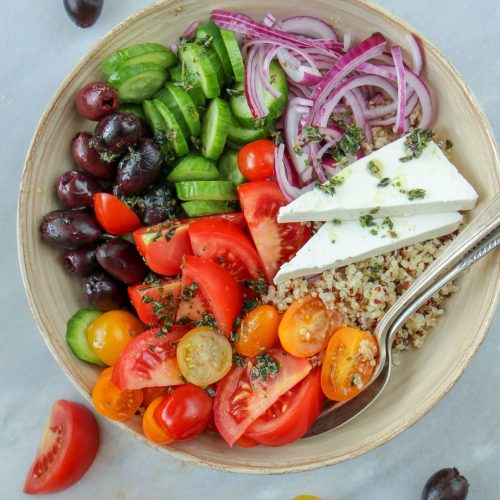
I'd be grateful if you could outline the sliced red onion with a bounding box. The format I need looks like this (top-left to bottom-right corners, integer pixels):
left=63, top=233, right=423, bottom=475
left=275, top=143, right=308, bottom=202
left=183, top=21, right=200, bottom=38
left=243, top=39, right=319, bottom=67
left=358, top=62, right=397, bottom=81
left=280, top=16, right=338, bottom=41
left=391, top=45, right=407, bottom=134
left=263, top=12, right=277, bottom=27
left=244, top=46, right=269, bottom=118
left=405, top=34, right=423, bottom=76
left=277, top=49, right=322, bottom=85
left=308, top=142, right=327, bottom=183
left=343, top=32, right=352, bottom=52
left=169, top=43, right=178, bottom=55
left=370, top=92, right=419, bottom=126
left=261, top=45, right=281, bottom=98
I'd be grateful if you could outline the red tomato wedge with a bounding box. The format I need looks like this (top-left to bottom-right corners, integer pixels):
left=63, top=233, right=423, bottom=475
left=214, top=348, right=311, bottom=446
left=188, top=218, right=264, bottom=281
left=176, top=255, right=243, bottom=336
left=23, top=400, right=99, bottom=495
left=128, top=278, right=182, bottom=325
left=93, top=193, right=141, bottom=235
left=245, top=368, right=324, bottom=446
left=112, top=325, right=190, bottom=390
left=237, top=181, right=311, bottom=282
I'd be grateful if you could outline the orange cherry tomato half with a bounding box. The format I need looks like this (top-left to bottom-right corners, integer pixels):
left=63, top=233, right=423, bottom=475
left=321, top=327, right=379, bottom=402
left=237, top=139, right=276, bottom=181
left=142, top=396, right=173, bottom=445
left=234, top=305, right=280, bottom=357
left=92, top=367, right=143, bottom=421
left=279, top=295, right=343, bottom=358
left=93, top=193, right=141, bottom=235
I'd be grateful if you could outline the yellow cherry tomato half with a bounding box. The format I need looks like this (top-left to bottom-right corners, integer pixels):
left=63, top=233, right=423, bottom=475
left=278, top=295, right=343, bottom=358
left=86, top=310, right=145, bottom=366
left=176, top=326, right=233, bottom=386
left=142, top=396, right=173, bottom=445
left=321, top=326, right=379, bottom=402
left=234, top=304, right=280, bottom=357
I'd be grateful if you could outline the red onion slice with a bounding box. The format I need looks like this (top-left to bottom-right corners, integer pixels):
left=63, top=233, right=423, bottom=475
left=391, top=45, right=407, bottom=134
left=183, top=21, right=200, bottom=38
left=405, top=34, right=423, bottom=76
left=275, top=144, right=314, bottom=201
left=277, top=49, right=323, bottom=85
left=280, top=16, right=338, bottom=41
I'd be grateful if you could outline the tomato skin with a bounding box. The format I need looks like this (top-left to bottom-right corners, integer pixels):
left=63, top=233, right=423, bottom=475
left=234, top=305, right=280, bottom=357
left=141, top=386, right=168, bottom=408
left=154, top=384, right=213, bottom=441
left=188, top=217, right=264, bottom=281
left=86, top=310, right=145, bottom=366
left=279, top=295, right=343, bottom=358
left=23, top=400, right=99, bottom=495
left=237, top=181, right=311, bottom=282
left=112, top=325, right=190, bottom=390
left=128, top=278, right=182, bottom=325
left=237, top=139, right=276, bottom=181
left=142, top=396, right=173, bottom=445
left=234, top=435, right=259, bottom=448
left=214, top=348, right=312, bottom=446
left=321, top=327, right=379, bottom=402
left=93, top=193, right=141, bottom=235
left=245, top=368, right=324, bottom=446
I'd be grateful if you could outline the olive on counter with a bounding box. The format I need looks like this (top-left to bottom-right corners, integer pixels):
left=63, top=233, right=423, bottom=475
left=75, top=82, right=119, bottom=121
left=83, top=271, right=126, bottom=311
left=422, top=468, right=469, bottom=500
left=62, top=247, right=100, bottom=277
left=63, top=0, right=103, bottom=28
left=40, top=210, right=102, bottom=249
left=96, top=238, right=148, bottom=285
left=72, top=132, right=117, bottom=180
left=57, top=170, right=102, bottom=209
left=92, top=112, right=142, bottom=155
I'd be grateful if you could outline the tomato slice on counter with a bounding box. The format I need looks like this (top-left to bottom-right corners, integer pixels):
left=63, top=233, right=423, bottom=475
left=92, top=367, right=143, bottom=421
left=112, top=325, right=190, bottom=390
left=237, top=181, right=311, bottom=282
left=142, top=396, right=173, bottom=445
left=188, top=217, right=264, bottom=281
left=279, top=295, right=343, bottom=358
left=128, top=278, right=182, bottom=325
left=245, top=368, right=324, bottom=446
left=23, top=400, right=99, bottom=495
left=93, top=193, right=141, bottom=235
left=214, top=348, right=312, bottom=446
left=321, top=327, right=379, bottom=402
left=176, top=255, right=243, bottom=336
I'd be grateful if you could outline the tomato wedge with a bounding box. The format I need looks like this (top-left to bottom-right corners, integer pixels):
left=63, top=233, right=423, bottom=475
left=23, top=400, right=99, bottom=495
left=321, top=327, right=379, bottom=401
left=245, top=368, right=324, bottom=446
left=112, top=325, right=190, bottom=390
left=176, top=255, right=243, bottom=337
left=93, top=193, right=141, bottom=235
left=214, top=348, right=311, bottom=446
left=237, top=181, right=311, bottom=282
left=188, top=217, right=264, bottom=281
left=128, top=278, right=182, bottom=326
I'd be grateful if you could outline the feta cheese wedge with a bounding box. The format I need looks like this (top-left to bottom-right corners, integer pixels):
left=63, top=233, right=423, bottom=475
left=274, top=212, right=462, bottom=284
left=278, top=136, right=477, bottom=223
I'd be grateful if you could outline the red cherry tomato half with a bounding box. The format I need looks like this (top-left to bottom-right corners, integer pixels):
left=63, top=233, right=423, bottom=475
left=237, top=139, right=276, bottom=181
left=23, top=400, right=99, bottom=495
left=93, top=193, right=140, bottom=235
left=154, top=384, right=213, bottom=441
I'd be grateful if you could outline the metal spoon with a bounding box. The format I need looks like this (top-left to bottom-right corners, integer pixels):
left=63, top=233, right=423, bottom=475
left=307, top=193, right=500, bottom=436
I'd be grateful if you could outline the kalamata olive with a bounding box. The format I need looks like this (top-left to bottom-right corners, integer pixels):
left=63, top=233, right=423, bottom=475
left=96, top=238, right=147, bottom=285
left=116, top=139, right=163, bottom=196
left=61, top=247, right=100, bottom=277
left=422, top=468, right=469, bottom=500
left=40, top=210, right=102, bottom=249
left=57, top=170, right=102, bottom=209
left=72, top=132, right=117, bottom=180
left=75, top=82, right=119, bottom=121
left=83, top=271, right=126, bottom=311
left=92, top=113, right=141, bottom=155
left=63, top=0, right=103, bottom=28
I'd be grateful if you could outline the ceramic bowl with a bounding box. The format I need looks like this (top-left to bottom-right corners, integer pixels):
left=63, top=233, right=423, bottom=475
left=18, top=0, right=499, bottom=473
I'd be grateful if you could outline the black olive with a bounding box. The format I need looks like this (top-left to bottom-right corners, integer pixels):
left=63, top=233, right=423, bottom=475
left=63, top=0, right=103, bottom=28
left=422, top=468, right=469, bottom=500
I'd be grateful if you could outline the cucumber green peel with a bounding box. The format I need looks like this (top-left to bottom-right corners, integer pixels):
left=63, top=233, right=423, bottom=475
left=175, top=180, right=237, bottom=201
left=182, top=200, right=237, bottom=217
left=167, top=155, right=219, bottom=183
left=66, top=309, right=105, bottom=365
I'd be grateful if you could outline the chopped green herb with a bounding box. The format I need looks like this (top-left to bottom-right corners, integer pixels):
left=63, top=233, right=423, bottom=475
left=143, top=272, right=162, bottom=287
left=217, top=256, right=225, bottom=264
left=388, top=230, right=398, bottom=238
left=399, top=128, right=434, bottom=162
left=293, top=143, right=304, bottom=156
left=332, top=219, right=342, bottom=225
left=194, top=313, right=217, bottom=329
left=141, top=295, right=154, bottom=303
left=226, top=88, right=244, bottom=97
left=204, top=386, right=216, bottom=397
left=164, top=226, right=177, bottom=241
left=370, top=228, right=378, bottom=236
left=382, top=217, right=394, bottom=230
left=331, top=125, right=364, bottom=164
left=359, top=215, right=376, bottom=227
left=301, top=126, right=323, bottom=142
left=250, top=352, right=280, bottom=382
left=243, top=277, right=268, bottom=295
left=378, top=177, right=390, bottom=187
left=316, top=176, right=343, bottom=196
left=400, top=188, right=426, bottom=201
left=232, top=297, right=260, bottom=330
left=370, top=207, right=380, bottom=215
left=271, top=130, right=283, bottom=145
left=230, top=331, right=239, bottom=343
left=99, top=151, right=120, bottom=163
left=367, top=160, right=382, bottom=177
left=233, top=353, right=244, bottom=367
left=151, top=229, right=163, bottom=243
left=180, top=281, right=199, bottom=301
left=330, top=110, right=352, bottom=127
left=191, top=136, right=201, bottom=151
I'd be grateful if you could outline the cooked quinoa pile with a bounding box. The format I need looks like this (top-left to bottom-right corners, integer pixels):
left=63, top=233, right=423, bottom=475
left=263, top=233, right=459, bottom=366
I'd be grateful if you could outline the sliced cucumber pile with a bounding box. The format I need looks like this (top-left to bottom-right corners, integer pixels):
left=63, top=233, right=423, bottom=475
left=169, top=65, right=206, bottom=110
left=167, top=155, right=219, bottom=183
left=201, top=98, right=231, bottom=161
left=227, top=113, right=272, bottom=145
left=218, top=150, right=247, bottom=186
left=182, top=200, right=236, bottom=217
left=66, top=309, right=105, bottom=365
left=119, top=102, right=147, bottom=121
left=175, top=180, right=237, bottom=201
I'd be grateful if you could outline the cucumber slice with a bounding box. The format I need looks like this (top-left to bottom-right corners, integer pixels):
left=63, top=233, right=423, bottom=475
left=201, top=98, right=231, bottom=161
left=108, top=63, right=168, bottom=103
left=143, top=100, right=175, bottom=160
left=167, top=155, right=219, bottom=183
left=180, top=42, right=220, bottom=99
left=195, top=22, right=233, bottom=83
left=182, top=200, right=237, bottom=217
left=66, top=309, right=105, bottom=365
left=154, top=87, right=191, bottom=140
left=220, top=29, right=245, bottom=82
left=229, top=61, right=289, bottom=128
left=175, top=180, right=237, bottom=201
left=153, top=99, right=190, bottom=157
left=119, top=103, right=147, bottom=121
left=165, top=83, right=201, bottom=137
left=102, top=43, right=177, bottom=75
left=227, top=114, right=272, bottom=145
left=218, top=150, right=247, bottom=186
left=170, top=65, right=206, bottom=110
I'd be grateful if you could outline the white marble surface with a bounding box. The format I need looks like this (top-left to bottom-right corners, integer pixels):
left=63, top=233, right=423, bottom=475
left=1, top=1, right=498, bottom=499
